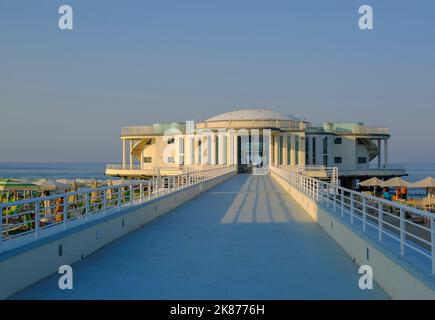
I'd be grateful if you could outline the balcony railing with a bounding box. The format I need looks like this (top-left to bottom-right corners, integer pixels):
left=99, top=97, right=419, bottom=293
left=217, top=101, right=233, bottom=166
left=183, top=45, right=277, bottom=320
left=270, top=166, right=435, bottom=275
left=0, top=166, right=236, bottom=253
left=306, top=126, right=389, bottom=135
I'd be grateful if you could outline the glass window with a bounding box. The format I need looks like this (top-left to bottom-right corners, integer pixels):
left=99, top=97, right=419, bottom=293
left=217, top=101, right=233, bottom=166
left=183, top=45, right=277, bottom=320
left=323, top=137, right=328, bottom=155
left=287, top=137, right=291, bottom=165
left=334, top=157, right=342, bottom=164
left=358, top=157, right=367, bottom=164
left=334, top=137, right=342, bottom=144
left=279, top=136, right=284, bottom=165
left=143, top=157, right=152, bottom=163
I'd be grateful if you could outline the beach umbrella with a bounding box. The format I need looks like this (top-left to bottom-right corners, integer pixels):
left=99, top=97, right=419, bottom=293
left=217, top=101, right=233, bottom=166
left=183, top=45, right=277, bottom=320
left=57, top=179, right=87, bottom=187
left=68, top=180, right=78, bottom=205
left=381, top=177, right=410, bottom=188
left=35, top=179, right=71, bottom=193
left=359, top=177, right=384, bottom=187
left=410, top=177, right=435, bottom=212
left=76, top=179, right=96, bottom=187
left=409, top=177, right=435, bottom=189
left=91, top=180, right=99, bottom=202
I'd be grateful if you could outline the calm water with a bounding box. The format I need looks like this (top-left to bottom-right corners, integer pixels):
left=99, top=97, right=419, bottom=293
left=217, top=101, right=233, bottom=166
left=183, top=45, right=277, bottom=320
left=0, top=163, right=108, bottom=180
left=0, top=162, right=434, bottom=182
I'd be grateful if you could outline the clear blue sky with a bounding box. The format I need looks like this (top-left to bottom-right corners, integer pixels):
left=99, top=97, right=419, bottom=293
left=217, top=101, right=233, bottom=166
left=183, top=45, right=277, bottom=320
left=1, top=0, right=434, bottom=163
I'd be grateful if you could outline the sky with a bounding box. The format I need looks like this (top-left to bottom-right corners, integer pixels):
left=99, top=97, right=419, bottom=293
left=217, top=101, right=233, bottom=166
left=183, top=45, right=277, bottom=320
left=0, top=0, right=434, bottom=163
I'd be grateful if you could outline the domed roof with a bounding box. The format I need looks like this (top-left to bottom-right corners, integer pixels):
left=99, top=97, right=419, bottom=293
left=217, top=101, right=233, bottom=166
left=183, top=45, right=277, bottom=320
left=205, top=109, right=300, bottom=122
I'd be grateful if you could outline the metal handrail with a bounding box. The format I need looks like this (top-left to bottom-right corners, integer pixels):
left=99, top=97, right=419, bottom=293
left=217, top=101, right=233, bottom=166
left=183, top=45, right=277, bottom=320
left=0, top=166, right=236, bottom=252
left=270, top=166, right=435, bottom=275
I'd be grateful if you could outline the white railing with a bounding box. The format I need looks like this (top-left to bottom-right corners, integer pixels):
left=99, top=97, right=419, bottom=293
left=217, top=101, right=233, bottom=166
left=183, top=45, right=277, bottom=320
left=0, top=166, right=236, bottom=253
left=305, top=126, right=389, bottom=135
left=270, top=166, right=435, bottom=275
left=288, top=165, right=339, bottom=185
left=106, top=164, right=142, bottom=170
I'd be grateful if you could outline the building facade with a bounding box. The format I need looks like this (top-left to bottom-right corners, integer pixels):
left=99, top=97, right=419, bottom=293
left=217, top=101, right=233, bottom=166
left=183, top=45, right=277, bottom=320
left=106, top=109, right=405, bottom=187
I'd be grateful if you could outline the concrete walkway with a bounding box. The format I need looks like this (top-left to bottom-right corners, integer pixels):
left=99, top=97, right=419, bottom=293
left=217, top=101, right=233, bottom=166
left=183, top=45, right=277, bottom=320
left=12, top=175, right=388, bottom=299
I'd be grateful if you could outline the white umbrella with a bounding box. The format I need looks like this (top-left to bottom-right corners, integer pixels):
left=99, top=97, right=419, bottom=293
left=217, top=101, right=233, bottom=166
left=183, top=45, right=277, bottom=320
left=359, top=177, right=384, bottom=187
left=35, top=179, right=71, bottom=192
left=410, top=177, right=435, bottom=212
left=58, top=179, right=88, bottom=187
left=410, top=177, right=435, bottom=189
left=381, top=177, right=410, bottom=188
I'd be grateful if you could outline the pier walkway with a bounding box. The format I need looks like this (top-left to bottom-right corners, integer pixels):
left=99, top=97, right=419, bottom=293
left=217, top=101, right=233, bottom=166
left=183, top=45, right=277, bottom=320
left=12, top=175, right=388, bottom=299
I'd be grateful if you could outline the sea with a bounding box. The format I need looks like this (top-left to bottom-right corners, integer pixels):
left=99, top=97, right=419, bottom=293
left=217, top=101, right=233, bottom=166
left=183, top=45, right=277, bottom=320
left=0, top=162, right=434, bottom=197
left=0, top=163, right=109, bottom=180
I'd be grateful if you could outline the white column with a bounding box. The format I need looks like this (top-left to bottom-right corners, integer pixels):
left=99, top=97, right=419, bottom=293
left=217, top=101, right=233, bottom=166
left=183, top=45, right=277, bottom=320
left=174, top=136, right=180, bottom=165
left=184, top=135, right=191, bottom=165
left=195, top=136, right=200, bottom=165
left=274, top=134, right=279, bottom=166
left=283, top=135, right=288, bottom=166
left=234, top=132, right=238, bottom=165
left=218, top=131, right=225, bottom=165
left=377, top=140, right=382, bottom=169
left=384, top=139, right=388, bottom=169
left=122, top=139, right=126, bottom=169
left=201, top=135, right=207, bottom=165
left=250, top=129, right=259, bottom=166
left=227, top=131, right=232, bottom=165
left=290, top=135, right=296, bottom=166
left=299, top=136, right=306, bottom=166
left=129, top=140, right=133, bottom=169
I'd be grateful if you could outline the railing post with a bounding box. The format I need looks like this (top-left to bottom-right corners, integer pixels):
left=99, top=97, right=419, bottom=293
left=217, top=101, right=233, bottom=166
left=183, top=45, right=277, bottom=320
left=140, top=182, right=144, bottom=203
left=316, top=180, right=319, bottom=201
left=130, top=185, right=133, bottom=206
left=340, top=189, right=344, bottom=217
left=0, top=205, right=3, bottom=253
left=148, top=181, right=152, bottom=200
left=400, top=208, right=405, bottom=256
left=85, top=192, right=90, bottom=221
left=431, top=218, right=435, bottom=275
left=118, top=187, right=122, bottom=209
left=378, top=202, right=383, bottom=241
left=34, top=201, right=40, bottom=239
left=103, top=190, right=107, bottom=214
left=63, top=196, right=68, bottom=229
left=350, top=193, right=354, bottom=224
left=362, top=197, right=367, bottom=232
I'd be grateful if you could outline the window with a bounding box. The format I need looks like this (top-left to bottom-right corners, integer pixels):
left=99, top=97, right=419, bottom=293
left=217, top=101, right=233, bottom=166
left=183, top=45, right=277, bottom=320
left=167, top=157, right=175, bottom=164
left=312, top=137, right=316, bottom=164
left=167, top=138, right=175, bottom=144
left=334, top=157, right=342, bottom=164
left=287, top=137, right=292, bottom=165
left=279, top=136, right=284, bottom=165
left=143, top=157, right=152, bottom=163
left=357, top=139, right=364, bottom=145
left=323, top=137, right=328, bottom=155
left=334, top=137, right=342, bottom=144
left=358, top=157, right=367, bottom=164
